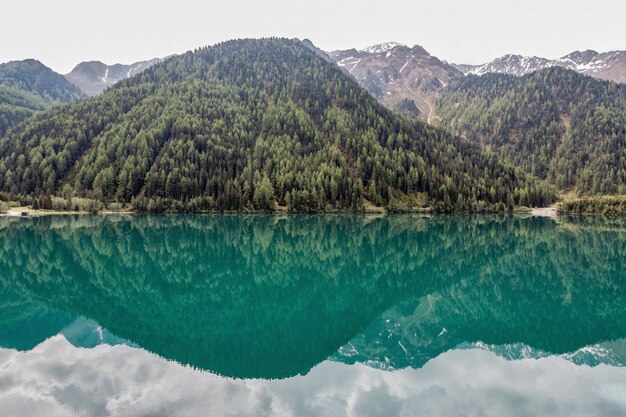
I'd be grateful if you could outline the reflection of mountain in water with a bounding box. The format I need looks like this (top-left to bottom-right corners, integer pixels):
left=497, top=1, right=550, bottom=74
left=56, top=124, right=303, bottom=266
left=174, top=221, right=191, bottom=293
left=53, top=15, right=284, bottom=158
left=0, top=215, right=624, bottom=378
left=334, top=295, right=626, bottom=369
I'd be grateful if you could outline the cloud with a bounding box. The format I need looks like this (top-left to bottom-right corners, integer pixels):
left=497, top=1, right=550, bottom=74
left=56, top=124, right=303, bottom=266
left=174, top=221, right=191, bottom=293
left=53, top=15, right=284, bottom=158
left=0, top=336, right=624, bottom=417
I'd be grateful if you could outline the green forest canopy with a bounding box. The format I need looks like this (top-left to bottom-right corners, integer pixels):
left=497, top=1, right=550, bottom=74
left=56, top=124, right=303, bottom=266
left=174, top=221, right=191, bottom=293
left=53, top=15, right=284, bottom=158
left=435, top=67, right=626, bottom=195
left=0, top=59, right=85, bottom=137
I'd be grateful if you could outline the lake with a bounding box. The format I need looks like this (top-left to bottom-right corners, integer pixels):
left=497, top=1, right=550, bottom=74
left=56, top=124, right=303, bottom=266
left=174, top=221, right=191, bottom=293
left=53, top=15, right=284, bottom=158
left=0, top=214, right=625, bottom=416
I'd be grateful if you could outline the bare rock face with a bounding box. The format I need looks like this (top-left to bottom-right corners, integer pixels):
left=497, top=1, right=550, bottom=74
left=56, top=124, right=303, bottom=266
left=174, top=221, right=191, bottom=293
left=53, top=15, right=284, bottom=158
left=328, top=43, right=463, bottom=122
left=65, top=58, right=162, bottom=96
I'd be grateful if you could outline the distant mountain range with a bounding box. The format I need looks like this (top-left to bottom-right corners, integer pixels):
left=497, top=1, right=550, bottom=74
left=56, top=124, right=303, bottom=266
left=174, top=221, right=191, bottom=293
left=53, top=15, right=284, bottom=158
left=326, top=42, right=625, bottom=122
left=64, top=58, right=163, bottom=96
left=454, top=50, right=626, bottom=83
left=3, top=42, right=622, bottom=119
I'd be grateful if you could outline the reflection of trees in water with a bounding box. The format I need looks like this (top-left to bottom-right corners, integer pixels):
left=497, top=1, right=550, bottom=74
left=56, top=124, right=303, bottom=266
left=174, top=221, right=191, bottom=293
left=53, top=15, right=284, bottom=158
left=0, top=214, right=624, bottom=378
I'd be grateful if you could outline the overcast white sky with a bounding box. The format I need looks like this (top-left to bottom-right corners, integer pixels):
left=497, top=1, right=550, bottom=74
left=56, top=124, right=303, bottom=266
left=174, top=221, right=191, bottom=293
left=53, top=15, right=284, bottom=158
left=1, top=0, right=624, bottom=73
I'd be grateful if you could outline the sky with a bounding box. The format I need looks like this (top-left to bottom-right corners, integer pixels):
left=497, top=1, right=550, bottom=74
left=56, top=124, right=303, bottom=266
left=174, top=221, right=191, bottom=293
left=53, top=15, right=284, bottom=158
left=1, top=0, right=624, bottom=73
left=2, top=337, right=626, bottom=416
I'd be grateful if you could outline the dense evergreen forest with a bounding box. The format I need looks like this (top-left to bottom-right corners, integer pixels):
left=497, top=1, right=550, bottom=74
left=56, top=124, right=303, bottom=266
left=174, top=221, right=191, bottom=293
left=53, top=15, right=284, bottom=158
left=435, top=68, right=626, bottom=195
left=0, top=59, right=85, bottom=136
left=0, top=39, right=554, bottom=212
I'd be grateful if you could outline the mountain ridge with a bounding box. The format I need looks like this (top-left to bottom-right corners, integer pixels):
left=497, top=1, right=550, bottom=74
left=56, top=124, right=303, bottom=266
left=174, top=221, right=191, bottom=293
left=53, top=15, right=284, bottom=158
left=64, top=58, right=163, bottom=96
left=324, top=41, right=625, bottom=124
left=0, top=59, right=85, bottom=136
left=453, top=49, right=626, bottom=83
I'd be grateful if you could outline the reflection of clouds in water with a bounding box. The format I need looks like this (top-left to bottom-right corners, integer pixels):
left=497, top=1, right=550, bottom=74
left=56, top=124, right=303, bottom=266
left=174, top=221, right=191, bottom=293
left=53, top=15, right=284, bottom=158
left=0, top=336, right=625, bottom=417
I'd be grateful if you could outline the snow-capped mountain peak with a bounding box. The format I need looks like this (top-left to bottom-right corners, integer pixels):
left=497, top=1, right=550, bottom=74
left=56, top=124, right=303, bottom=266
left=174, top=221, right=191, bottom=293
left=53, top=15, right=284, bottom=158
left=453, top=49, right=626, bottom=83
left=561, top=49, right=599, bottom=66
left=359, top=42, right=406, bottom=54
left=557, top=49, right=625, bottom=74
left=463, top=54, right=554, bottom=77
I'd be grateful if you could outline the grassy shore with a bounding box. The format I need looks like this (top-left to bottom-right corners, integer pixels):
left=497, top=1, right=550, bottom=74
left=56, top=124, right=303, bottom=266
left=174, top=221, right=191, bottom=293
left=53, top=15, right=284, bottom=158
left=557, top=196, right=626, bottom=216
left=1, top=206, right=88, bottom=216
left=1, top=196, right=625, bottom=218
left=0, top=207, right=135, bottom=217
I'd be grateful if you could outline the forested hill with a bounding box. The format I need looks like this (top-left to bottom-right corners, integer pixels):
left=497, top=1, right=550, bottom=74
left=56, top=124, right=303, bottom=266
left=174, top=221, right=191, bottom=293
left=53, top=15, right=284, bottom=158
left=435, top=67, right=626, bottom=195
left=0, top=39, right=553, bottom=212
left=0, top=59, right=85, bottom=137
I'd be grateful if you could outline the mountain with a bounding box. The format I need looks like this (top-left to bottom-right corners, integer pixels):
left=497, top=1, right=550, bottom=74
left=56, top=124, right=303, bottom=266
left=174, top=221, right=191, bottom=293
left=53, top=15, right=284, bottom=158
left=0, top=38, right=553, bottom=212
left=0, top=59, right=85, bottom=136
left=324, top=42, right=624, bottom=124
left=561, top=50, right=626, bottom=83
left=455, top=54, right=556, bottom=77
left=299, top=38, right=333, bottom=62
left=64, top=58, right=162, bottom=96
left=435, top=67, right=626, bottom=194
left=455, top=49, right=626, bottom=83
left=328, top=43, right=463, bottom=122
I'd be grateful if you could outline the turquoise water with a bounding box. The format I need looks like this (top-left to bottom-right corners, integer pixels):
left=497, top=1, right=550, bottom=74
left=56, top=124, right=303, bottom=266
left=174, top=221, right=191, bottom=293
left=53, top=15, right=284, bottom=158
left=0, top=214, right=625, bottom=416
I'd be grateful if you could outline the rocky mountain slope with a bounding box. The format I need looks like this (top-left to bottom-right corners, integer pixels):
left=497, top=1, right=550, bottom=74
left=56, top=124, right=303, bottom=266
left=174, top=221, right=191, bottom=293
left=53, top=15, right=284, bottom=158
left=0, top=59, right=85, bottom=136
left=328, top=43, right=463, bottom=121
left=64, top=58, right=162, bottom=96
left=455, top=49, right=626, bottom=83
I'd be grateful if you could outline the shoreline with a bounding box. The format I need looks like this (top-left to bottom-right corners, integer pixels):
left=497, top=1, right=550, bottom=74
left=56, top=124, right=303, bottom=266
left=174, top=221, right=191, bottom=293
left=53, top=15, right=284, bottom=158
left=0, top=207, right=582, bottom=219
left=530, top=205, right=557, bottom=218
left=0, top=208, right=133, bottom=217
left=2, top=204, right=623, bottom=219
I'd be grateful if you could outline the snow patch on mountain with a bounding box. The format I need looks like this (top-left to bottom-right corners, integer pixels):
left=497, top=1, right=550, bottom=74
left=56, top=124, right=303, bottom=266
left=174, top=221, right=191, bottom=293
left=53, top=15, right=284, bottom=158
left=360, top=42, right=406, bottom=55
left=127, top=63, right=143, bottom=78
left=65, top=57, right=164, bottom=96
left=328, top=41, right=463, bottom=121
left=100, top=67, right=109, bottom=83
left=463, top=55, right=554, bottom=77
left=454, top=49, right=626, bottom=83
left=466, top=341, right=626, bottom=367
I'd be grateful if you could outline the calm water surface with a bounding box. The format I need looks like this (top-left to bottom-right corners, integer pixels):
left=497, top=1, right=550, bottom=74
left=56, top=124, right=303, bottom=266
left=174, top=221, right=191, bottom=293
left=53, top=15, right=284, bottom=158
left=0, top=214, right=625, bottom=416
